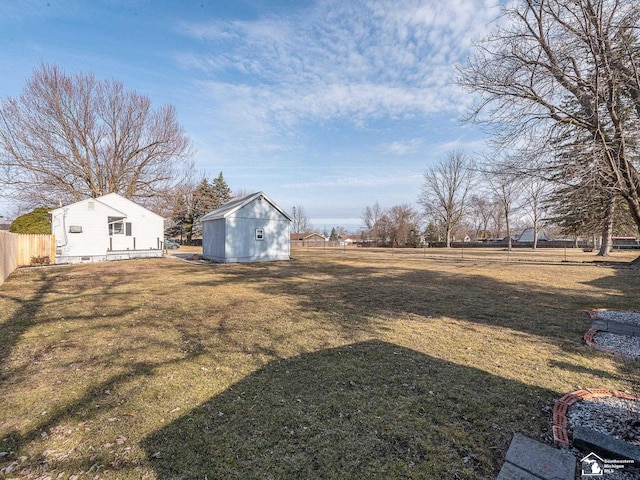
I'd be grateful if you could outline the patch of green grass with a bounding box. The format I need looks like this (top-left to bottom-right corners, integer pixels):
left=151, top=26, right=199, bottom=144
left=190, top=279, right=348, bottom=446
left=0, top=250, right=638, bottom=478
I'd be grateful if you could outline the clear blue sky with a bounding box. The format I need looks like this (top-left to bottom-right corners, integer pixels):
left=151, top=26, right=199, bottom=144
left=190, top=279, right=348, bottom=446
left=0, top=0, right=500, bottom=231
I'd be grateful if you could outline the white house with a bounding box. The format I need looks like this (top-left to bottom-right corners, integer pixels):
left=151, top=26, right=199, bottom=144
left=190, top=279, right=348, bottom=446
left=201, top=192, right=291, bottom=263
left=50, top=192, right=165, bottom=264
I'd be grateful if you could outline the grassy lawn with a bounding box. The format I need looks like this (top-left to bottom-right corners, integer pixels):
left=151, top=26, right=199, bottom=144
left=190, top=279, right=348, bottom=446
left=0, top=248, right=639, bottom=479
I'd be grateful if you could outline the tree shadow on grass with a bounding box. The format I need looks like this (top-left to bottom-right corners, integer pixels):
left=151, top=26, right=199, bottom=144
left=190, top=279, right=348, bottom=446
left=187, top=259, right=601, bottom=347
left=0, top=269, right=54, bottom=369
left=142, top=340, right=560, bottom=480
left=581, top=266, right=640, bottom=311
left=0, top=263, right=197, bottom=474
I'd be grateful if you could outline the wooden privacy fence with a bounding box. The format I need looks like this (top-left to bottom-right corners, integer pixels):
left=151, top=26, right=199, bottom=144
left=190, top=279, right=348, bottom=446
left=0, top=231, right=18, bottom=286
left=17, top=234, right=56, bottom=266
left=0, top=232, right=55, bottom=286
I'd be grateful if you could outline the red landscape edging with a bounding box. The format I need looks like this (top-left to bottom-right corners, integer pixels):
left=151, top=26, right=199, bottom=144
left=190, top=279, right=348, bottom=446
left=583, top=328, right=640, bottom=362
left=552, top=389, right=640, bottom=448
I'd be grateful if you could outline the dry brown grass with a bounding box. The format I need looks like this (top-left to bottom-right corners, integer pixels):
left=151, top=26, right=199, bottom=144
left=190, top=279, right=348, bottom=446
left=0, top=248, right=638, bottom=478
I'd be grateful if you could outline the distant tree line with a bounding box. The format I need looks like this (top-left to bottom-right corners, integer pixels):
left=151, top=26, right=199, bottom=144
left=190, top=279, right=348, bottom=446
left=363, top=147, right=637, bottom=251
left=363, top=1, right=640, bottom=255
left=361, top=202, right=421, bottom=247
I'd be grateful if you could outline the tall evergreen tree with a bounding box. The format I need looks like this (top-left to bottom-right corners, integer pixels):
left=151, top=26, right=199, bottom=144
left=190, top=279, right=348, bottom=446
left=211, top=172, right=232, bottom=208
left=167, top=172, right=232, bottom=245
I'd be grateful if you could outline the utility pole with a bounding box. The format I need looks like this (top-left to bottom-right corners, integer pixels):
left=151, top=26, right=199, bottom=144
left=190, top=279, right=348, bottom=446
left=292, top=206, right=296, bottom=233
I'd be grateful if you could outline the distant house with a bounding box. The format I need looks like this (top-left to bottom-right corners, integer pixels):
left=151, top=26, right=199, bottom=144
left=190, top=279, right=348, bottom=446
left=338, top=234, right=354, bottom=246
left=290, top=232, right=326, bottom=242
left=50, top=193, right=165, bottom=264
left=517, top=227, right=551, bottom=243
left=290, top=232, right=326, bottom=248
left=201, top=192, right=291, bottom=263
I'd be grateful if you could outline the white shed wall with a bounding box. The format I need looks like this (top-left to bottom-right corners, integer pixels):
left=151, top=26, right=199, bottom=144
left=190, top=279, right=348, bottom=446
left=202, top=196, right=290, bottom=263
left=202, top=218, right=226, bottom=259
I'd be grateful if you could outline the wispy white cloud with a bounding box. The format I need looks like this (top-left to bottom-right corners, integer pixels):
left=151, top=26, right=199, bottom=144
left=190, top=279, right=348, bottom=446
left=431, top=137, right=489, bottom=155
left=175, top=0, right=501, bottom=137
left=375, top=138, right=426, bottom=156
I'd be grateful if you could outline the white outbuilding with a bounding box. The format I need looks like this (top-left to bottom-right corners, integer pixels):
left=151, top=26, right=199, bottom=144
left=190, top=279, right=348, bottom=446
left=201, top=192, right=291, bottom=263
left=50, top=192, right=165, bottom=264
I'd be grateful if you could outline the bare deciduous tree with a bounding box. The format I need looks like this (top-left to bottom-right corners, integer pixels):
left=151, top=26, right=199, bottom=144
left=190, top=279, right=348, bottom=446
left=362, top=202, right=385, bottom=245
left=387, top=204, right=421, bottom=247
left=419, top=151, right=474, bottom=247
left=484, top=166, right=521, bottom=251
left=468, top=194, right=498, bottom=240
left=232, top=188, right=251, bottom=200
left=0, top=63, right=194, bottom=208
left=291, top=205, right=313, bottom=234
left=458, top=0, right=640, bottom=235
left=519, top=176, right=551, bottom=249
left=361, top=202, right=420, bottom=247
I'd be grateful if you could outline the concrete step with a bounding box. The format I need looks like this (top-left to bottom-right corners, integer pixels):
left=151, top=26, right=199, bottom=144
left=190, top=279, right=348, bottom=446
left=497, top=433, right=576, bottom=480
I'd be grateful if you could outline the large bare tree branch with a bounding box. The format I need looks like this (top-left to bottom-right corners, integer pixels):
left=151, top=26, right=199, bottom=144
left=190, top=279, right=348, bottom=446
left=0, top=63, right=194, bottom=208
left=458, top=0, right=640, bottom=234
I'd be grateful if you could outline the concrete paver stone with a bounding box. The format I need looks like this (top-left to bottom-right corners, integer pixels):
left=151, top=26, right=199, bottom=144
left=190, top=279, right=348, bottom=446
left=497, top=461, right=545, bottom=480
left=499, top=433, right=576, bottom=480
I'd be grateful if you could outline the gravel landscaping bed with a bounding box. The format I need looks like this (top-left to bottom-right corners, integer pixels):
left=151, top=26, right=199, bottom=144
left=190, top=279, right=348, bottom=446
left=593, top=332, right=640, bottom=358
left=568, top=397, right=640, bottom=479
left=587, top=309, right=640, bottom=359
left=591, top=309, right=640, bottom=326
left=568, top=396, right=640, bottom=446
left=576, top=310, right=640, bottom=477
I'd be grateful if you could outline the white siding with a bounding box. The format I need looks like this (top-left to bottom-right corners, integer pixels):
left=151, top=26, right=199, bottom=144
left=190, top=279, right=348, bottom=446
left=202, top=218, right=226, bottom=260
left=99, top=193, right=164, bottom=251
left=225, top=201, right=289, bottom=262
left=51, top=199, right=119, bottom=259
left=202, top=194, right=290, bottom=263
left=50, top=193, right=164, bottom=264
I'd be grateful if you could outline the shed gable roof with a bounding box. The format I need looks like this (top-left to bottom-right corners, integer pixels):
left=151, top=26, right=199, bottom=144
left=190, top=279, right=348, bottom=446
left=201, top=192, right=292, bottom=222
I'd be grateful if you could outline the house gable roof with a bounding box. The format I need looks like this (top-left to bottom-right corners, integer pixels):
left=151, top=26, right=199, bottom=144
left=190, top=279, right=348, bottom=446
left=517, top=227, right=551, bottom=242
left=49, top=192, right=163, bottom=219
left=98, top=193, right=164, bottom=220
left=50, top=196, right=127, bottom=217
left=291, top=232, right=325, bottom=241
left=201, top=192, right=292, bottom=222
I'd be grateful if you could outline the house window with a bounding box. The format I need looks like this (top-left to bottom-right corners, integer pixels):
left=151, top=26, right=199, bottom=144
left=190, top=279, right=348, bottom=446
left=255, top=228, right=264, bottom=241
left=108, top=217, right=132, bottom=236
